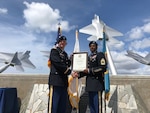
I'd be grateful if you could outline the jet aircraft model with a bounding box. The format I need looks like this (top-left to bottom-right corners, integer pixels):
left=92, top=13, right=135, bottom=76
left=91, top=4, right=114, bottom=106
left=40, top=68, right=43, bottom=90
left=0, top=52, right=20, bottom=73
left=126, top=50, right=150, bottom=65
left=79, top=14, right=123, bottom=75
left=79, top=14, right=123, bottom=43
left=0, top=50, right=36, bottom=73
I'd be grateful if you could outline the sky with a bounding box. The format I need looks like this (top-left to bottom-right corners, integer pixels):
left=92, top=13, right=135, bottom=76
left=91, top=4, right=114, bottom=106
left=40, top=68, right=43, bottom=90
left=0, top=0, right=150, bottom=75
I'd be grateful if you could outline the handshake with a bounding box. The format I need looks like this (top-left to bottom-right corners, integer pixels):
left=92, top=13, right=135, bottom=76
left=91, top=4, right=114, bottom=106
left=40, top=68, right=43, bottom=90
left=71, top=69, right=89, bottom=78
left=71, top=71, right=79, bottom=78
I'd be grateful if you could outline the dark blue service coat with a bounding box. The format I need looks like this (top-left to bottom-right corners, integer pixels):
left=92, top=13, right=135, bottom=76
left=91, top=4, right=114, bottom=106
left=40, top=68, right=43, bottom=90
left=80, top=52, right=107, bottom=92
left=48, top=47, right=71, bottom=87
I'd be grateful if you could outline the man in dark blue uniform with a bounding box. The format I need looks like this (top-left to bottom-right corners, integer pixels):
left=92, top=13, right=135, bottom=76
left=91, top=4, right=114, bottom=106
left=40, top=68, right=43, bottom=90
left=80, top=41, right=107, bottom=113
left=48, top=36, right=78, bottom=113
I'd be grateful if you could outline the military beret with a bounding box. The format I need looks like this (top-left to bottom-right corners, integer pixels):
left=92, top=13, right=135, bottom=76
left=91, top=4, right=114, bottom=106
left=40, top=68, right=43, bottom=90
left=57, top=36, right=67, bottom=43
left=89, top=41, right=98, bottom=47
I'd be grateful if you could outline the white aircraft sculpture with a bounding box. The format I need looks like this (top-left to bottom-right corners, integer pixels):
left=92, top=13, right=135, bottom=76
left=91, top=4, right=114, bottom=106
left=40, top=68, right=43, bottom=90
left=79, top=14, right=123, bottom=75
left=0, top=52, right=20, bottom=73
left=40, top=51, right=50, bottom=58
left=0, top=50, right=36, bottom=73
left=126, top=50, right=150, bottom=65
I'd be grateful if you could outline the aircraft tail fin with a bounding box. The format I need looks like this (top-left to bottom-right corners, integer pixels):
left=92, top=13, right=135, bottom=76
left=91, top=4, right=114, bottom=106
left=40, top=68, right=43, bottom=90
left=10, top=52, right=21, bottom=66
left=18, top=50, right=36, bottom=69
left=23, top=50, right=30, bottom=56
left=145, top=53, right=150, bottom=61
left=11, top=52, right=24, bottom=72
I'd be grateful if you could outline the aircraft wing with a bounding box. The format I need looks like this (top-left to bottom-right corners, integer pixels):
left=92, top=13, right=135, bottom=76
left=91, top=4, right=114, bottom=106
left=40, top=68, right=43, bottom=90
left=17, top=50, right=36, bottom=69
left=15, top=65, right=24, bottom=71
left=11, top=53, right=24, bottom=71
left=0, top=52, right=22, bottom=65
left=126, top=50, right=142, bottom=58
left=125, top=54, right=142, bottom=63
left=21, top=58, right=36, bottom=69
left=87, top=33, right=120, bottom=44
left=0, top=52, right=14, bottom=62
left=145, top=53, right=150, bottom=61
left=79, top=24, right=97, bottom=36
left=125, top=53, right=132, bottom=58
left=126, top=50, right=136, bottom=57
left=40, top=51, right=50, bottom=58
left=0, top=52, right=14, bottom=57
left=87, top=35, right=98, bottom=41
left=125, top=50, right=148, bottom=64
left=105, top=25, right=123, bottom=37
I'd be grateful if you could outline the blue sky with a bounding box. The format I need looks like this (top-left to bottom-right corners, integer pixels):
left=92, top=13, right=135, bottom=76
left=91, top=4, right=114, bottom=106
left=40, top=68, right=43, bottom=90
left=0, top=0, right=150, bottom=75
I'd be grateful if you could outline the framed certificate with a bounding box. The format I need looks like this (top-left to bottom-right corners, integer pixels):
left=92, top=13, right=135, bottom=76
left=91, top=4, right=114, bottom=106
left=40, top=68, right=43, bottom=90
left=72, top=52, right=88, bottom=71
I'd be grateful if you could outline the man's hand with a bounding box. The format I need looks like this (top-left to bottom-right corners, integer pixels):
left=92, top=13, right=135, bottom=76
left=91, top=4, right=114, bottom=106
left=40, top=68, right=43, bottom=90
left=71, top=71, right=79, bottom=78
left=83, top=69, right=89, bottom=74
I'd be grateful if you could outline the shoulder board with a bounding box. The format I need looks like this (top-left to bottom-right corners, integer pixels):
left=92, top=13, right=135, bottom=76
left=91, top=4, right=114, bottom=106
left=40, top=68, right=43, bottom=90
left=52, top=46, right=57, bottom=49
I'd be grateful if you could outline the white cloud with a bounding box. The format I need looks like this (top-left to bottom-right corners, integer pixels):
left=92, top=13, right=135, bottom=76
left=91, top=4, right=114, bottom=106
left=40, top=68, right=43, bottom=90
left=128, top=26, right=143, bottom=40
left=0, top=8, right=7, bottom=14
left=143, top=18, right=150, bottom=23
left=142, top=22, right=150, bottom=33
left=139, top=66, right=150, bottom=75
left=23, top=1, right=73, bottom=33
left=126, top=20, right=150, bottom=41
left=129, top=38, right=150, bottom=50
left=108, top=40, right=125, bottom=51
left=0, top=25, right=35, bottom=51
